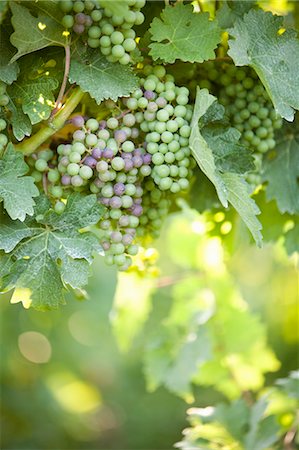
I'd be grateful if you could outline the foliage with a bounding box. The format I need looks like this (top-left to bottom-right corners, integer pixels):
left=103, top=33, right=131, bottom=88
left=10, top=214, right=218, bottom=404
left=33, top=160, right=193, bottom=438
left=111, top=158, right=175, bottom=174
left=0, top=1, right=298, bottom=449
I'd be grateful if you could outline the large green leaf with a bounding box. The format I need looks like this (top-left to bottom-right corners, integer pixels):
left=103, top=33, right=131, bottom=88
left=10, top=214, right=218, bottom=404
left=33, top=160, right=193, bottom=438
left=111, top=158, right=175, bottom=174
left=69, top=48, right=138, bottom=104
left=0, top=144, right=39, bottom=221
left=149, top=3, right=221, bottom=63
left=10, top=2, right=67, bottom=62
left=228, top=9, right=299, bottom=121
left=190, top=88, right=263, bottom=246
left=0, top=194, right=104, bottom=310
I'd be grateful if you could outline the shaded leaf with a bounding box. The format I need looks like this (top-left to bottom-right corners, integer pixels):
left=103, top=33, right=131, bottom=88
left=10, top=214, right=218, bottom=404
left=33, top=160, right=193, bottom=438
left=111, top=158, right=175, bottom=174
left=0, top=28, right=19, bottom=84
left=10, top=2, right=66, bottom=62
left=69, top=48, right=138, bottom=104
left=216, top=0, right=256, bottom=29
left=228, top=9, right=299, bottom=121
left=202, top=125, right=255, bottom=174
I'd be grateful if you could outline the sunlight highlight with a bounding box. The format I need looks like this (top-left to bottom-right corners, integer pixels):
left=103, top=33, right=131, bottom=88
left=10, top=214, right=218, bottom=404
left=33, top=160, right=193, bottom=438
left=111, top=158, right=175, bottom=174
left=18, top=331, right=52, bottom=363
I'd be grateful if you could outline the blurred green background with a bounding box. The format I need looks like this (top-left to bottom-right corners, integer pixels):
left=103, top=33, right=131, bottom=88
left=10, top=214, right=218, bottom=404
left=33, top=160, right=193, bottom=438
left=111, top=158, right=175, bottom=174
left=0, top=205, right=298, bottom=450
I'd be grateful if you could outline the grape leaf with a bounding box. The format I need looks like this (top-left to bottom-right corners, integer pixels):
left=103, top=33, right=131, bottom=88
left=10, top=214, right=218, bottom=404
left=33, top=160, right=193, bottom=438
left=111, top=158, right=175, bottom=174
left=7, top=100, right=32, bottom=142
left=262, top=126, right=299, bottom=214
left=8, top=58, right=58, bottom=125
left=228, top=9, right=299, bottom=121
left=221, top=173, right=263, bottom=247
left=149, top=3, right=221, bottom=63
left=176, top=398, right=281, bottom=450
left=202, top=125, right=255, bottom=174
left=277, top=371, right=299, bottom=399
left=190, top=88, right=229, bottom=208
left=69, top=48, right=138, bottom=104
left=0, top=1, right=8, bottom=24
left=284, top=221, right=299, bottom=255
left=0, top=28, right=19, bottom=84
left=0, top=144, right=39, bottom=221
left=216, top=0, right=256, bottom=29
left=190, top=88, right=263, bottom=246
left=10, top=2, right=67, bottom=62
left=0, top=194, right=104, bottom=310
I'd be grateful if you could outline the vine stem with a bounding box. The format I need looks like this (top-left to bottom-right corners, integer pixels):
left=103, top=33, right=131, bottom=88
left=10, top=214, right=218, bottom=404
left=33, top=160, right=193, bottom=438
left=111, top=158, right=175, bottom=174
left=15, top=86, right=85, bottom=155
left=50, top=45, right=71, bottom=118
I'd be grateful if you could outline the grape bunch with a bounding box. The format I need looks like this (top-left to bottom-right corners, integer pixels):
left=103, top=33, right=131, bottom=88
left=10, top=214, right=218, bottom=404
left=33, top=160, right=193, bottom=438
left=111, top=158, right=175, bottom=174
left=0, top=81, right=9, bottom=154
left=29, top=65, right=194, bottom=270
left=60, top=0, right=145, bottom=64
left=217, top=65, right=283, bottom=154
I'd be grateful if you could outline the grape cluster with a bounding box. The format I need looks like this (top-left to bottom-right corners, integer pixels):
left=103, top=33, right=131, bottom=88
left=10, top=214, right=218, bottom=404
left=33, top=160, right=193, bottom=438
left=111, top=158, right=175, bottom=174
left=217, top=65, right=283, bottom=154
left=60, top=0, right=145, bottom=64
left=123, top=65, right=194, bottom=193
left=0, top=81, right=9, bottom=153
left=29, top=65, right=194, bottom=269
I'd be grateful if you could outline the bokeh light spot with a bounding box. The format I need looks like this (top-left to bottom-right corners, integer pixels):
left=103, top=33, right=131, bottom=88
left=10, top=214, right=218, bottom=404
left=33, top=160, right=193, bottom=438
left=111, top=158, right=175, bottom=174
left=18, top=331, right=52, bottom=364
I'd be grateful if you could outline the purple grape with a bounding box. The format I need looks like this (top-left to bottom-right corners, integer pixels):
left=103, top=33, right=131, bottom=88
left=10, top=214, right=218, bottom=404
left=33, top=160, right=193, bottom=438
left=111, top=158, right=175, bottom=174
left=132, top=156, right=143, bottom=168
left=143, top=153, right=152, bottom=164
left=85, top=15, right=93, bottom=26
left=124, top=159, right=134, bottom=171
left=110, top=196, right=122, bottom=209
left=73, top=23, right=85, bottom=34
left=122, top=152, right=132, bottom=159
left=144, top=90, right=155, bottom=100
left=134, top=198, right=142, bottom=205
left=122, top=234, right=133, bottom=246
left=92, top=147, right=102, bottom=159
left=110, top=231, right=123, bottom=243
left=61, top=174, right=71, bottom=185
left=103, top=148, right=114, bottom=159
left=100, top=197, right=110, bottom=206
left=99, top=120, right=107, bottom=129
left=131, top=204, right=143, bottom=216
left=133, top=148, right=143, bottom=156
left=75, top=13, right=86, bottom=24
left=84, top=156, right=97, bottom=168
left=72, top=115, right=85, bottom=127
left=156, top=97, right=167, bottom=108
left=119, top=215, right=130, bottom=227
left=102, top=241, right=110, bottom=251
left=114, top=130, right=127, bottom=143
left=114, top=182, right=126, bottom=195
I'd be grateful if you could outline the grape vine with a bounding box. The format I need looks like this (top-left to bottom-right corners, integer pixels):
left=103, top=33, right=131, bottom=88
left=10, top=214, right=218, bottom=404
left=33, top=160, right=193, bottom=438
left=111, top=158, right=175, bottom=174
left=0, top=1, right=298, bottom=449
